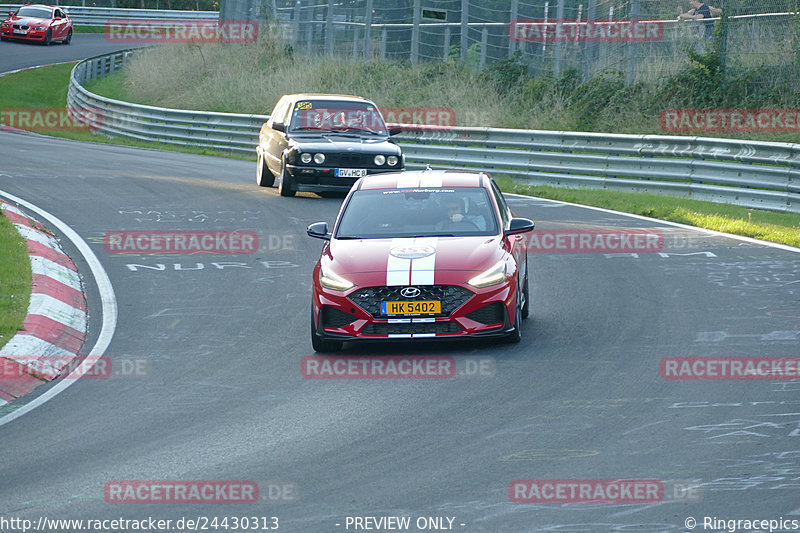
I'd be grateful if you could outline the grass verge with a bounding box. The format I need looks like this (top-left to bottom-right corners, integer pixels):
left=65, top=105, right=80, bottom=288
left=496, top=178, right=800, bottom=248
left=0, top=209, right=32, bottom=351
left=0, top=62, right=250, bottom=160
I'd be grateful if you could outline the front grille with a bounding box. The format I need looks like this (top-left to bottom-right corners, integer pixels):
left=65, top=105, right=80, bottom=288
left=13, top=24, right=29, bottom=29
left=350, top=285, right=473, bottom=318
left=320, top=306, right=357, bottom=329
left=362, top=321, right=463, bottom=335
left=466, top=302, right=505, bottom=326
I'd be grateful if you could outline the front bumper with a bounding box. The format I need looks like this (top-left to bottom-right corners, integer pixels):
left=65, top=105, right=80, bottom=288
left=312, top=282, right=516, bottom=342
left=287, top=164, right=403, bottom=192
left=1, top=29, right=47, bottom=41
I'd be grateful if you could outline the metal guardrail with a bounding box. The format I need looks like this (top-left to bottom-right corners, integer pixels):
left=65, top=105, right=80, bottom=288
left=0, top=5, right=218, bottom=27
left=67, top=50, right=800, bottom=213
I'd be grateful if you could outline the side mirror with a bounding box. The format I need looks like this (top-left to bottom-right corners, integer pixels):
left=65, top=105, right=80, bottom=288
left=506, top=217, right=535, bottom=236
left=307, top=222, right=331, bottom=240
left=272, top=122, right=286, bottom=133
left=388, top=126, right=403, bottom=136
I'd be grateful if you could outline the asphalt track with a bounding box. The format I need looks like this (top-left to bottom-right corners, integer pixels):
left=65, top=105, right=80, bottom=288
left=1, top=42, right=800, bottom=533
left=0, top=33, right=149, bottom=73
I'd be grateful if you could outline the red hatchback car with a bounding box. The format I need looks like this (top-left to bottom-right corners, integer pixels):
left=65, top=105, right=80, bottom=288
left=1, top=4, right=73, bottom=45
left=306, top=169, right=535, bottom=352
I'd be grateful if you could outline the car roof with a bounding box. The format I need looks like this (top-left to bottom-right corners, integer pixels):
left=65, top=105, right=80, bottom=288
left=356, top=170, right=492, bottom=191
left=20, top=4, right=57, bottom=8
left=283, top=93, right=370, bottom=103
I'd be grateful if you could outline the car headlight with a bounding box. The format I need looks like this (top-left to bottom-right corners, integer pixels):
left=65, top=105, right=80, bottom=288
left=387, top=155, right=399, bottom=166
left=32, top=26, right=44, bottom=30
left=300, top=153, right=312, bottom=164
left=374, top=154, right=386, bottom=166
left=468, top=260, right=507, bottom=288
left=320, top=258, right=353, bottom=291
left=313, top=153, right=325, bottom=164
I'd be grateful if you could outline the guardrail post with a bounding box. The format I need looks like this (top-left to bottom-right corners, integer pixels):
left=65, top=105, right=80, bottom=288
left=353, top=27, right=360, bottom=60
left=381, top=27, right=387, bottom=60
left=292, top=0, right=300, bottom=49
left=443, top=26, right=451, bottom=61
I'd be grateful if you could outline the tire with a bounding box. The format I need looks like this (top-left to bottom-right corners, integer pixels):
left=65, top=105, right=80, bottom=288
left=256, top=151, right=274, bottom=187
left=277, top=158, right=296, bottom=197
left=521, top=259, right=530, bottom=319
left=63, top=29, right=72, bottom=44
left=505, top=282, right=523, bottom=344
left=311, top=309, right=342, bottom=352
left=42, top=29, right=51, bottom=45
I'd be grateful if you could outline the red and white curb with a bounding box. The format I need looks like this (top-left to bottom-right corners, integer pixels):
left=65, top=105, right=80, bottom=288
left=0, top=200, right=88, bottom=407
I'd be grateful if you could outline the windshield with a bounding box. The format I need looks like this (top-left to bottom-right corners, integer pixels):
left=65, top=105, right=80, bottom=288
left=335, top=187, right=499, bottom=239
left=16, top=6, right=53, bottom=18
left=289, top=100, right=388, bottom=135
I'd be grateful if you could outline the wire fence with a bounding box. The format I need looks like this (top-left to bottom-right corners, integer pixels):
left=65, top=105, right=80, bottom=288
left=271, top=0, right=800, bottom=84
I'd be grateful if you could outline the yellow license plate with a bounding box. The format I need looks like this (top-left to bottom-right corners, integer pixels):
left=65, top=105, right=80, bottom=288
left=381, top=300, right=441, bottom=315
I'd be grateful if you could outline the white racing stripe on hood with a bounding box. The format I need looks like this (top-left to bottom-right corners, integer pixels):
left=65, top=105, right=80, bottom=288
left=386, top=237, right=438, bottom=286
left=387, top=238, right=412, bottom=286
left=410, top=237, right=437, bottom=285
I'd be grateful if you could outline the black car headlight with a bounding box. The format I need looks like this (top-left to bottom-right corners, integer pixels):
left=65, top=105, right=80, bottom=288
left=387, top=155, right=399, bottom=166
left=314, top=153, right=326, bottom=164
left=374, top=155, right=386, bottom=166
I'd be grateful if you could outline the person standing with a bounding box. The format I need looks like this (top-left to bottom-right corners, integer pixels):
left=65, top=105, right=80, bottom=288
left=678, top=0, right=722, bottom=38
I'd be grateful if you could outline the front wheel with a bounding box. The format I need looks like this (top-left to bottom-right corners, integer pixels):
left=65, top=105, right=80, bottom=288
left=505, top=282, right=523, bottom=344
left=256, top=151, right=274, bottom=187
left=63, top=29, right=72, bottom=44
left=521, top=259, right=530, bottom=319
left=42, top=29, right=51, bottom=45
left=278, top=159, right=296, bottom=197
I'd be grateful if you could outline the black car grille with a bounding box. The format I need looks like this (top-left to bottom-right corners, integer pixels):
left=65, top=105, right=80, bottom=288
left=465, top=302, right=506, bottom=326
left=13, top=24, right=29, bottom=29
left=361, top=321, right=463, bottom=336
left=320, top=306, right=358, bottom=329
left=349, top=285, right=473, bottom=318
left=324, top=153, right=398, bottom=168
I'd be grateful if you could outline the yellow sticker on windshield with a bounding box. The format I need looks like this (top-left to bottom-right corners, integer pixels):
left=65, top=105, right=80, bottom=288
left=297, top=101, right=312, bottom=110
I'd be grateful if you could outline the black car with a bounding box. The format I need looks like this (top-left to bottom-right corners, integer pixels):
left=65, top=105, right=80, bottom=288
left=256, top=94, right=405, bottom=197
